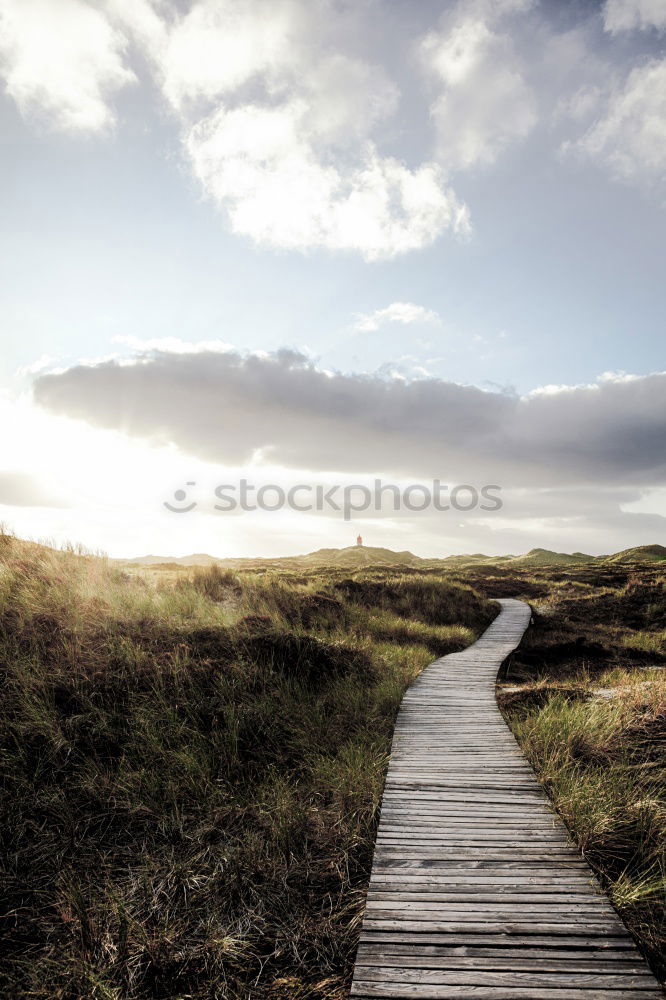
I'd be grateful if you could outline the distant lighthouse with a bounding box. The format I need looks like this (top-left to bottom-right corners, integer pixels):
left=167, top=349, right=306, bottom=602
left=356, top=534, right=363, bottom=546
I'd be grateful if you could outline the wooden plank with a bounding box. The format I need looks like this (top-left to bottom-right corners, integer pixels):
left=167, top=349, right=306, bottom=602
left=351, top=977, right=663, bottom=1000
left=350, top=599, right=662, bottom=998
left=367, top=890, right=604, bottom=902
left=351, top=981, right=662, bottom=998
left=359, top=931, right=639, bottom=949
left=364, top=901, right=621, bottom=916
left=355, top=946, right=645, bottom=966
left=361, top=920, right=625, bottom=934
left=353, top=968, right=658, bottom=988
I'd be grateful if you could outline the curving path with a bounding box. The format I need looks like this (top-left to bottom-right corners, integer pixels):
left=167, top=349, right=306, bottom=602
left=351, top=598, right=662, bottom=999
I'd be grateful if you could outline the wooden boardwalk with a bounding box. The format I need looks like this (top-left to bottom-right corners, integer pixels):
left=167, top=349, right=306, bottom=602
left=351, top=598, right=662, bottom=999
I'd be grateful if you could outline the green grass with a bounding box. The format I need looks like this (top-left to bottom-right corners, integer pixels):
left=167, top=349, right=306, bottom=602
left=362, top=611, right=475, bottom=656
left=505, top=677, right=666, bottom=977
left=0, top=535, right=496, bottom=999
left=622, top=630, right=666, bottom=655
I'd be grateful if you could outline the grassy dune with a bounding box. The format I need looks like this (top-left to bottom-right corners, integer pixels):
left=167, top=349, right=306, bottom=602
left=2, top=534, right=663, bottom=994
left=0, top=534, right=495, bottom=1000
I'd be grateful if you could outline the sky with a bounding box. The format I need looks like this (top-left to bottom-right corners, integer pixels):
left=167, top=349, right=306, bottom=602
left=0, top=0, right=665, bottom=558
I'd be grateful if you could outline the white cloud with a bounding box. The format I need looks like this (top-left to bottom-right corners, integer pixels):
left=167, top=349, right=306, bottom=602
left=0, top=0, right=135, bottom=132
left=103, top=0, right=169, bottom=56
left=298, top=52, right=399, bottom=144
left=99, top=0, right=461, bottom=259
left=15, top=354, right=57, bottom=378
left=603, top=0, right=666, bottom=33
left=568, top=59, right=666, bottom=192
left=159, top=0, right=297, bottom=110
left=7, top=0, right=666, bottom=251
left=355, top=302, right=441, bottom=332
left=7, top=0, right=609, bottom=253
left=126, top=0, right=468, bottom=258
left=185, top=100, right=469, bottom=258
left=165, top=0, right=469, bottom=258
left=154, top=0, right=399, bottom=129
left=420, top=0, right=537, bottom=171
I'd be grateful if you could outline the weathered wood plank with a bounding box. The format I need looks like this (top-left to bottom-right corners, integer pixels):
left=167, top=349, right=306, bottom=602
left=359, top=930, right=639, bottom=949
left=353, top=967, right=657, bottom=988
left=355, top=946, right=645, bottom=966
left=351, top=982, right=662, bottom=999
left=361, top=919, right=626, bottom=934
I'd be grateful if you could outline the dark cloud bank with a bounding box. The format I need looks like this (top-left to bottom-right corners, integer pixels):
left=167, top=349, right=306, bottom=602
left=33, top=349, right=666, bottom=488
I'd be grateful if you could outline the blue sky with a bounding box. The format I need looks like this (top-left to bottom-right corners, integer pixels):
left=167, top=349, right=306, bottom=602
left=0, top=0, right=665, bottom=557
